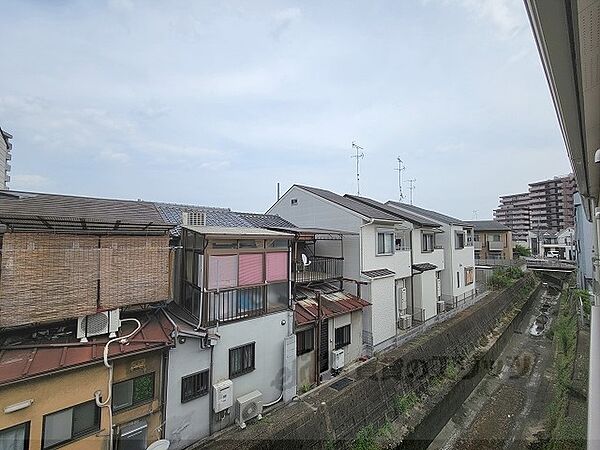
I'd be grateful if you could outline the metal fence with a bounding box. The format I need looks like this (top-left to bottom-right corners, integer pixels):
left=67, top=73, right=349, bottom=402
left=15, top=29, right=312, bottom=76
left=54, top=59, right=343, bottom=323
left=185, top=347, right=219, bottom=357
left=206, top=285, right=266, bottom=326
left=293, top=256, right=343, bottom=283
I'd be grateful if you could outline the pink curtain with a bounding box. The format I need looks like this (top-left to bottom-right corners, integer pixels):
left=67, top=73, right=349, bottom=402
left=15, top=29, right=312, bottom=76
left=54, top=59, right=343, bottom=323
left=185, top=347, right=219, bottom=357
left=208, top=255, right=238, bottom=289
left=266, top=252, right=288, bottom=282
left=239, top=253, right=264, bottom=286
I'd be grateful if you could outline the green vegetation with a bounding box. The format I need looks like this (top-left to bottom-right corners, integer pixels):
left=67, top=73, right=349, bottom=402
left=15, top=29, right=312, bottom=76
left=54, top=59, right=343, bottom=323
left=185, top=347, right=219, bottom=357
left=299, top=382, right=313, bottom=394
left=444, top=360, right=459, bottom=380
left=545, top=289, right=585, bottom=450
left=487, top=266, right=524, bottom=290
left=352, top=421, right=394, bottom=450
left=393, top=391, right=419, bottom=415
left=574, top=289, right=591, bottom=316
left=513, top=244, right=531, bottom=257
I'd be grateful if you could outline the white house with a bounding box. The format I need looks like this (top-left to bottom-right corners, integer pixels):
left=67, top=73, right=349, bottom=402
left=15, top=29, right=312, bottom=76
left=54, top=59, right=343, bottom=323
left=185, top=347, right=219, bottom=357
left=267, top=185, right=444, bottom=352
left=385, top=201, right=476, bottom=307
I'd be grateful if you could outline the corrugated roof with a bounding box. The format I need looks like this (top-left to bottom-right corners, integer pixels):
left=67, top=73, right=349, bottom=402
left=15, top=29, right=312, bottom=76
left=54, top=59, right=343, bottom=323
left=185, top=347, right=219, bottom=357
left=295, top=185, right=403, bottom=221
left=345, top=195, right=441, bottom=227
left=235, top=212, right=296, bottom=229
left=0, top=312, right=174, bottom=387
left=386, top=201, right=472, bottom=227
left=466, top=220, right=510, bottom=231
left=0, top=191, right=173, bottom=232
left=361, top=268, right=395, bottom=278
left=183, top=225, right=294, bottom=238
left=412, top=263, right=438, bottom=273
left=294, top=284, right=370, bottom=326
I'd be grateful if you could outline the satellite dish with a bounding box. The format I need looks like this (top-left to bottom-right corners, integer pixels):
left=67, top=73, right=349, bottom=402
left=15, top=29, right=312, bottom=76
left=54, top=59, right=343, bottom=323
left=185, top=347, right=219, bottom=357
left=146, top=440, right=170, bottom=450
left=301, top=254, right=312, bottom=267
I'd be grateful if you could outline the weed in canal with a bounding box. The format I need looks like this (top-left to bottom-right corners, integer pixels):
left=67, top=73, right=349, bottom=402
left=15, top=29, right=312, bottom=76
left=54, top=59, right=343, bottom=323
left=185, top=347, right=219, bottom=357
left=394, top=391, right=419, bottom=415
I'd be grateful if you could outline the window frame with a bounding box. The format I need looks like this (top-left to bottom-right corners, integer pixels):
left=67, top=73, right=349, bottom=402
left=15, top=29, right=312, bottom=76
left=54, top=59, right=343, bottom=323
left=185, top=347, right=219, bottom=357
left=0, top=421, right=30, bottom=450
left=422, top=232, right=434, bottom=253
left=334, top=324, right=351, bottom=350
left=229, top=342, right=256, bottom=379
left=42, top=400, right=100, bottom=449
left=455, top=232, right=465, bottom=249
left=376, top=229, right=395, bottom=256
left=181, top=370, right=210, bottom=403
left=296, top=328, right=314, bottom=356
left=112, top=372, right=155, bottom=413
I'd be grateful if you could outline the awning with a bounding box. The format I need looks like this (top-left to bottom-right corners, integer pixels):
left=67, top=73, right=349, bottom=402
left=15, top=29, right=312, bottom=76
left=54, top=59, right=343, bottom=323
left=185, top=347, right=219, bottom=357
left=361, top=268, right=395, bottom=279
left=412, top=263, right=438, bottom=273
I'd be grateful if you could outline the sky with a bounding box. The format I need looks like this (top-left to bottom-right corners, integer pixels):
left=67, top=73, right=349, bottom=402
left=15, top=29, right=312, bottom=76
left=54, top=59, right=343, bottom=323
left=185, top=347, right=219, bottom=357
left=0, top=0, right=572, bottom=219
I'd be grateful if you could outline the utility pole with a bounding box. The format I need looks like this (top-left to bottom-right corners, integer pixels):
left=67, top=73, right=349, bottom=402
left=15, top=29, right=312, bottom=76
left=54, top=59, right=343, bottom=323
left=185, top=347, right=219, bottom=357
left=406, top=179, right=416, bottom=205
left=351, top=141, right=364, bottom=195
left=395, top=157, right=405, bottom=202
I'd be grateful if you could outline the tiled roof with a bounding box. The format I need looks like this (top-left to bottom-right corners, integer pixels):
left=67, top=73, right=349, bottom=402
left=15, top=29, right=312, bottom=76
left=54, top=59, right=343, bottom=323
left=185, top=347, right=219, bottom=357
left=386, top=201, right=472, bottom=227
left=154, top=202, right=296, bottom=237
left=295, top=185, right=403, bottom=221
left=294, top=283, right=370, bottom=326
left=466, top=220, right=510, bottom=231
left=412, top=263, right=438, bottom=273
left=345, top=195, right=440, bottom=227
left=361, top=268, right=395, bottom=278
left=0, top=191, right=171, bottom=227
left=0, top=312, right=174, bottom=387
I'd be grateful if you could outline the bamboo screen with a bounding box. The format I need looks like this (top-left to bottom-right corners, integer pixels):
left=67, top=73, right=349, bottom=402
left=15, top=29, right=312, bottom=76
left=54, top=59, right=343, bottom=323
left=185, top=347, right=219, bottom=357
left=0, top=233, right=170, bottom=328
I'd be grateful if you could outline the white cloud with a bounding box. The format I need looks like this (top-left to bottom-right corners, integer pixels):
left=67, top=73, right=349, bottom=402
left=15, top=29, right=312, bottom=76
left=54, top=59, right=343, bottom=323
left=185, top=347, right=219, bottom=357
left=11, top=174, right=51, bottom=191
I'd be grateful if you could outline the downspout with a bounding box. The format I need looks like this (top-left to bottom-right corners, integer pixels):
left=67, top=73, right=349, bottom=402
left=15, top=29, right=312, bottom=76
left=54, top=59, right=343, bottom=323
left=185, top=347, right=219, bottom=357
left=588, top=203, right=600, bottom=449
left=160, top=348, right=169, bottom=439
left=208, top=342, right=215, bottom=436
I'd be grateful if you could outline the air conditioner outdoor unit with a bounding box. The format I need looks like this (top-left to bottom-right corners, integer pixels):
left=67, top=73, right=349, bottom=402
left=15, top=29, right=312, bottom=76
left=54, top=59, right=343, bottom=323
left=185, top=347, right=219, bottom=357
left=398, top=314, right=412, bottom=330
left=437, top=301, right=446, bottom=314
left=77, top=309, right=120, bottom=342
left=331, top=349, right=345, bottom=373
left=436, top=279, right=441, bottom=297
left=399, top=287, right=407, bottom=310
left=182, top=211, right=206, bottom=226
left=213, top=380, right=233, bottom=413
left=236, top=390, right=263, bottom=429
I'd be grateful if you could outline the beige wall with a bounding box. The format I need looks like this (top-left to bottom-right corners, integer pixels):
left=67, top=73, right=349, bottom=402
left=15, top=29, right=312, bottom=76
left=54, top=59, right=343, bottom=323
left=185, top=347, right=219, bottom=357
left=475, top=230, right=513, bottom=260
left=0, top=351, right=165, bottom=450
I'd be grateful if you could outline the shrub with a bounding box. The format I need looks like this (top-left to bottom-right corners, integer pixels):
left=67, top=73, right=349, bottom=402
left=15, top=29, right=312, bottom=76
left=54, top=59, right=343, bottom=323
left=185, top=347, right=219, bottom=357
left=514, top=244, right=531, bottom=257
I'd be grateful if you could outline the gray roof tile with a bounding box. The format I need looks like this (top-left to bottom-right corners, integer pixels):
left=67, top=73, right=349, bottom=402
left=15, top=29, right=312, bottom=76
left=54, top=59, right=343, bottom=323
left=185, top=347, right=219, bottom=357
left=386, top=201, right=471, bottom=227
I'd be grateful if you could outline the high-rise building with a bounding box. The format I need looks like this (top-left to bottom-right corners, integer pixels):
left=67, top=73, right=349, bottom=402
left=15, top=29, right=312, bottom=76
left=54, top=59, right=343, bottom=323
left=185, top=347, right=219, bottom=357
left=493, top=174, right=576, bottom=245
left=0, top=127, right=13, bottom=189
left=493, top=192, right=530, bottom=243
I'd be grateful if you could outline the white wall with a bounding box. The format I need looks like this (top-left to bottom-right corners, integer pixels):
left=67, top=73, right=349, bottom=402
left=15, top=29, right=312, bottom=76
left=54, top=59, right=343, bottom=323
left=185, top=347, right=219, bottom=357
left=412, top=270, right=438, bottom=320
left=330, top=311, right=362, bottom=367
left=447, top=225, right=476, bottom=299
left=361, top=223, right=412, bottom=279
left=165, top=339, right=212, bottom=450
left=368, top=276, right=396, bottom=348
left=211, top=310, right=292, bottom=430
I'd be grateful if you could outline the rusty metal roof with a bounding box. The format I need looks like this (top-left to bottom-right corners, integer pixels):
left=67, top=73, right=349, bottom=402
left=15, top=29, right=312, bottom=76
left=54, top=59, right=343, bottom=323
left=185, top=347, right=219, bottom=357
left=0, top=312, right=174, bottom=387
left=295, top=284, right=370, bottom=326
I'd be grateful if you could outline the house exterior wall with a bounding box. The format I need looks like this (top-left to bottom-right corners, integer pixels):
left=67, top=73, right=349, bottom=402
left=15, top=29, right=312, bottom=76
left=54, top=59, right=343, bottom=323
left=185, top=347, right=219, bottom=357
left=367, top=276, right=396, bottom=349
left=165, top=340, right=212, bottom=450
left=474, top=230, right=513, bottom=260
left=0, top=365, right=110, bottom=450
left=0, top=129, right=11, bottom=188
left=330, top=311, right=362, bottom=367
left=0, top=350, right=165, bottom=450
left=210, top=309, right=292, bottom=432
left=296, top=327, right=316, bottom=389
left=449, top=225, right=476, bottom=300
left=361, top=223, right=412, bottom=279
left=411, top=270, right=438, bottom=321
left=574, top=192, right=595, bottom=289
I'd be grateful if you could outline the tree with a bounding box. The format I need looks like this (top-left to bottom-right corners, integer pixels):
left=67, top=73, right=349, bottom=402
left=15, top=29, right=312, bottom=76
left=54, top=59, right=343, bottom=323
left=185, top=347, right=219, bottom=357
left=513, top=244, right=531, bottom=258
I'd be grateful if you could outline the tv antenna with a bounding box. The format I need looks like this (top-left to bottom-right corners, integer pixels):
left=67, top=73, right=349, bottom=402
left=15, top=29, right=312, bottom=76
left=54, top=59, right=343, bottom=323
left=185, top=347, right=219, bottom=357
left=351, top=141, right=364, bottom=195
left=406, top=179, right=416, bottom=205
left=395, top=157, right=406, bottom=202
left=472, top=210, right=479, bottom=219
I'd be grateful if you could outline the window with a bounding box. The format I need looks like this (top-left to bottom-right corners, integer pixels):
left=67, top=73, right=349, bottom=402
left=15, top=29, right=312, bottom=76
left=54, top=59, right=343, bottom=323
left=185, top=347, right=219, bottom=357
left=455, top=232, right=465, bottom=249
left=491, top=234, right=501, bottom=242
left=376, top=230, right=394, bottom=255
left=465, top=267, right=474, bottom=285
left=0, top=422, right=29, bottom=450
left=116, top=420, right=147, bottom=450
left=112, top=373, right=155, bottom=412
left=238, top=240, right=259, bottom=249
left=422, top=232, right=434, bottom=252
left=395, top=231, right=409, bottom=251
left=266, top=252, right=288, bottom=282
left=456, top=271, right=461, bottom=288
left=334, top=324, right=351, bottom=349
left=474, top=234, right=480, bottom=242
left=474, top=250, right=481, bottom=259
left=208, top=255, right=238, bottom=289
left=43, top=400, right=100, bottom=449
left=267, top=282, right=288, bottom=311
left=291, top=198, right=298, bottom=206
left=238, top=253, right=264, bottom=286
left=229, top=343, right=255, bottom=378
left=181, top=370, right=209, bottom=403
left=267, top=239, right=288, bottom=248
left=296, top=329, right=314, bottom=356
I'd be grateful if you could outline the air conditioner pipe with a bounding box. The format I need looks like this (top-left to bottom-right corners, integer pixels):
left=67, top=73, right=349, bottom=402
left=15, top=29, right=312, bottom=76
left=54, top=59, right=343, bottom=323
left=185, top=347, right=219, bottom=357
left=94, top=317, right=142, bottom=450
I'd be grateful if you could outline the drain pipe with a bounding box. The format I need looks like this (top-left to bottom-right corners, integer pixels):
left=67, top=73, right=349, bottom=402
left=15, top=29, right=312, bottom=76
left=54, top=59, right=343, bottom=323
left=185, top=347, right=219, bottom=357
left=95, top=318, right=142, bottom=450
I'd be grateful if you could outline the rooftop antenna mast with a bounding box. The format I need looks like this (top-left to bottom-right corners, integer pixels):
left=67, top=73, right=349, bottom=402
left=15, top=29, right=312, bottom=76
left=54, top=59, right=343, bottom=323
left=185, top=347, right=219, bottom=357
left=351, top=141, right=365, bottom=195
left=406, top=179, right=416, bottom=205
left=472, top=210, right=479, bottom=219
left=395, top=157, right=405, bottom=202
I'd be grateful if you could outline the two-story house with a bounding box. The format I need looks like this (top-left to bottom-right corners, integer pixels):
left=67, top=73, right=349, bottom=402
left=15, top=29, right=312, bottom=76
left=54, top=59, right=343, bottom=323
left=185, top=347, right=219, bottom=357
left=466, top=220, right=513, bottom=261
left=267, top=185, right=444, bottom=353
left=385, top=202, right=476, bottom=308
left=162, top=224, right=296, bottom=448
left=0, top=191, right=175, bottom=450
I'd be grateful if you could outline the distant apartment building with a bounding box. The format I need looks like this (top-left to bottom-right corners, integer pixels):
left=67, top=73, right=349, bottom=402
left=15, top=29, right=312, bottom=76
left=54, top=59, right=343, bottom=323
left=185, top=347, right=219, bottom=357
left=493, top=192, right=530, bottom=243
left=494, top=174, right=576, bottom=245
left=0, top=126, right=13, bottom=189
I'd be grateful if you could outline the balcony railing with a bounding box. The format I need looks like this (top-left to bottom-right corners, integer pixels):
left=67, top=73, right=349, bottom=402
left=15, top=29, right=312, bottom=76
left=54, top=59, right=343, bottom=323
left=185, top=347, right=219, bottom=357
left=205, top=285, right=266, bottom=326
left=474, top=241, right=482, bottom=250
left=488, top=241, right=504, bottom=251
left=293, top=256, right=343, bottom=283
